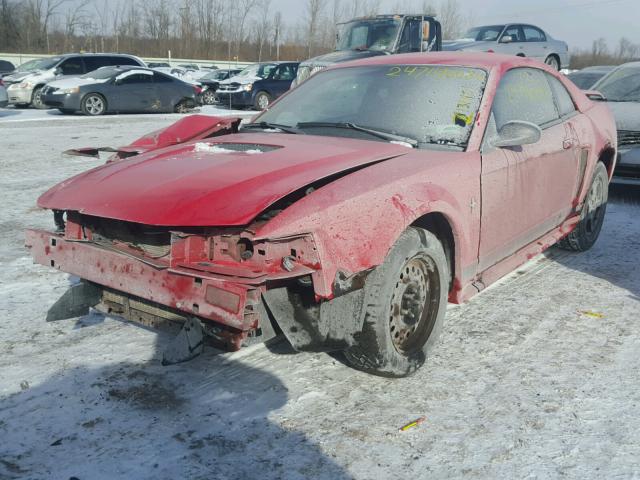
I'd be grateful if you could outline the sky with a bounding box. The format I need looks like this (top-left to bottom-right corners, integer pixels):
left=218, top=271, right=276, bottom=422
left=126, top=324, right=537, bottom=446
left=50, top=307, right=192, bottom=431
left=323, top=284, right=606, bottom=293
left=270, top=0, right=638, bottom=50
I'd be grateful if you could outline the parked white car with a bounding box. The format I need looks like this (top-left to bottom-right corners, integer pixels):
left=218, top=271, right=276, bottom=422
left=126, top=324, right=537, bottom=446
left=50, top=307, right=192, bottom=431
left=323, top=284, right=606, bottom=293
left=443, top=24, right=569, bottom=70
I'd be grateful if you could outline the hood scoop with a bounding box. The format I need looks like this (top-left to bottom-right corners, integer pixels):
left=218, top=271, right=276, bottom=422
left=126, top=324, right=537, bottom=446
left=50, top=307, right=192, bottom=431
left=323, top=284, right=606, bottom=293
left=193, top=142, right=282, bottom=154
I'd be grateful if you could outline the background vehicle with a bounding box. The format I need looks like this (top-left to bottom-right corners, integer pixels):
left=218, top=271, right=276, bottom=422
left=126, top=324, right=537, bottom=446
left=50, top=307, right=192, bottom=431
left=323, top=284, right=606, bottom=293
left=443, top=24, right=570, bottom=70
left=0, top=59, right=15, bottom=76
left=567, top=65, right=616, bottom=90
left=198, top=68, right=242, bottom=104
left=293, top=13, right=442, bottom=86
left=216, top=62, right=298, bottom=109
left=0, top=78, right=8, bottom=107
left=3, top=53, right=145, bottom=109
left=27, top=53, right=615, bottom=377
left=591, top=62, right=640, bottom=184
left=40, top=66, right=200, bottom=115
left=147, top=62, right=171, bottom=69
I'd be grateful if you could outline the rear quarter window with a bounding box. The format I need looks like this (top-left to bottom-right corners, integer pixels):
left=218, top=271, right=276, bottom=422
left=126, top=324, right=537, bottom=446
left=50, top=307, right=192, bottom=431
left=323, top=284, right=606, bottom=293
left=546, top=74, right=576, bottom=117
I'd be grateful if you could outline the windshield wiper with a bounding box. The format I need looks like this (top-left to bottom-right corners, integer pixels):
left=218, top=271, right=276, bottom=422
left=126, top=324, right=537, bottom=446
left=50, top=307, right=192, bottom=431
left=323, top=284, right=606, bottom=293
left=296, top=122, right=418, bottom=147
left=241, top=121, right=301, bottom=134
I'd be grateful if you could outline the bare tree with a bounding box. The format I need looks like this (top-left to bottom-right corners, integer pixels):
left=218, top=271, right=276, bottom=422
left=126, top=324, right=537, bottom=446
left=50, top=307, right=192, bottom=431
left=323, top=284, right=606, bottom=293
left=234, top=0, right=258, bottom=59
left=305, top=0, right=324, bottom=58
left=255, top=0, right=271, bottom=61
left=438, top=0, right=464, bottom=40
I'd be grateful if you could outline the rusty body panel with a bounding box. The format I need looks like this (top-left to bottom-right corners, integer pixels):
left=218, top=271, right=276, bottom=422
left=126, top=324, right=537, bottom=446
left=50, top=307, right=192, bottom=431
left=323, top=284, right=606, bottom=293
left=26, top=52, right=617, bottom=353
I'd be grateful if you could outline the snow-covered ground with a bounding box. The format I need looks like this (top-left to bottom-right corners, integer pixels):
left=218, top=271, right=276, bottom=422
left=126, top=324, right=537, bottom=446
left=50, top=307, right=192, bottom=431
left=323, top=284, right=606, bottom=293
left=0, top=104, right=253, bottom=123
left=1, top=115, right=640, bottom=479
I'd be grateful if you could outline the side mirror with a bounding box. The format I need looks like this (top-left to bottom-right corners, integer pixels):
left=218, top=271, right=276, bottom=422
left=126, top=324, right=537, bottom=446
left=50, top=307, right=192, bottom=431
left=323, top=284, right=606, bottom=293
left=53, top=67, right=62, bottom=76
left=499, top=35, right=513, bottom=44
left=492, top=120, right=542, bottom=148
left=584, top=89, right=606, bottom=101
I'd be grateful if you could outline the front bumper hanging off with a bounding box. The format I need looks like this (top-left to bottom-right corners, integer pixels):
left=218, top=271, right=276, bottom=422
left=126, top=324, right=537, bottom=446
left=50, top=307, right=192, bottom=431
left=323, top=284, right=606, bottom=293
left=25, top=229, right=268, bottom=350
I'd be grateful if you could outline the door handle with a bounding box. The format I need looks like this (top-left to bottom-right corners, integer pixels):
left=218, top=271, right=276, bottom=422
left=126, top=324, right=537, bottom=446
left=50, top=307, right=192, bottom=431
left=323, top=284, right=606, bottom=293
left=563, top=140, right=573, bottom=150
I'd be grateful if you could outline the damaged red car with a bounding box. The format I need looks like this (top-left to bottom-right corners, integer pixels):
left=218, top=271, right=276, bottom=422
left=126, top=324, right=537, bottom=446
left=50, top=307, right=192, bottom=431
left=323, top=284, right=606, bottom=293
left=26, top=53, right=617, bottom=377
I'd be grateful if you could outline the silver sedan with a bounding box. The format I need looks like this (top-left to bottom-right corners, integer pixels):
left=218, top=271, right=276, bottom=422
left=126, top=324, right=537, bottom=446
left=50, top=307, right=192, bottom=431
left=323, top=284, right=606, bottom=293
left=443, top=24, right=570, bottom=70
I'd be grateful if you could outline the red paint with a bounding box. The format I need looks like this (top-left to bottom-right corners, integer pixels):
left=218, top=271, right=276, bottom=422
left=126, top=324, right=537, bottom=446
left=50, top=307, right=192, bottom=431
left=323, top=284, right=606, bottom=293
left=27, top=53, right=616, bottom=332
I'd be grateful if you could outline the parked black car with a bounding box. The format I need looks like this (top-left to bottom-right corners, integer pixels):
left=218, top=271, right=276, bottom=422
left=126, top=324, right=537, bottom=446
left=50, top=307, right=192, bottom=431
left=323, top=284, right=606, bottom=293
left=41, top=66, right=200, bottom=115
left=591, top=62, right=640, bottom=184
left=198, top=68, right=241, bottom=104
left=567, top=65, right=615, bottom=90
left=0, top=59, right=15, bottom=77
left=216, top=62, right=299, bottom=110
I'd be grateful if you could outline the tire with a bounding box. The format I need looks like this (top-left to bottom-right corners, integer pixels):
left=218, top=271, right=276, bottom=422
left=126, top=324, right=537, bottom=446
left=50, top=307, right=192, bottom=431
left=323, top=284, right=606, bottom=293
left=201, top=90, right=216, bottom=105
left=545, top=55, right=561, bottom=71
left=254, top=91, right=271, bottom=110
left=31, top=86, right=47, bottom=109
left=344, top=227, right=449, bottom=377
left=174, top=99, right=192, bottom=113
left=558, top=162, right=608, bottom=252
left=81, top=93, right=106, bottom=116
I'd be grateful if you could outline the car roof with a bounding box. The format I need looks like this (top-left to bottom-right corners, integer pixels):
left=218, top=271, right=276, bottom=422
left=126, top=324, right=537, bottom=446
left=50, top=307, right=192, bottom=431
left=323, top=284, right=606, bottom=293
left=335, top=51, right=554, bottom=71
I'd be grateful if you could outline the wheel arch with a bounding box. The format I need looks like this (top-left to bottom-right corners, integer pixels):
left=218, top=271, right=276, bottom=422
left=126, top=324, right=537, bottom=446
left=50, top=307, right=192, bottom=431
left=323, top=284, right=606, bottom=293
left=598, top=145, right=616, bottom=179
left=410, top=211, right=457, bottom=294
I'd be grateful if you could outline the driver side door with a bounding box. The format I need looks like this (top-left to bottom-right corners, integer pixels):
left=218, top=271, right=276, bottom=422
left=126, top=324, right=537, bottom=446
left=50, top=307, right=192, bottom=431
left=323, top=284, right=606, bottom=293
left=110, top=72, right=157, bottom=112
left=479, top=67, right=579, bottom=271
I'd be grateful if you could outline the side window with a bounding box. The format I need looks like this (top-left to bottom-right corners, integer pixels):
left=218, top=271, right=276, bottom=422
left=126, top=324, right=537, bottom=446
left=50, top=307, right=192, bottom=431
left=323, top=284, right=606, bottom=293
left=273, top=65, right=296, bottom=81
left=118, top=73, right=153, bottom=85
left=112, top=56, right=139, bottom=66
left=492, top=68, right=559, bottom=129
left=153, top=72, right=173, bottom=83
left=523, top=26, right=546, bottom=42
left=84, top=57, right=111, bottom=73
left=397, top=19, right=422, bottom=53
left=59, top=57, right=84, bottom=75
left=546, top=74, right=576, bottom=117
left=502, top=25, right=524, bottom=42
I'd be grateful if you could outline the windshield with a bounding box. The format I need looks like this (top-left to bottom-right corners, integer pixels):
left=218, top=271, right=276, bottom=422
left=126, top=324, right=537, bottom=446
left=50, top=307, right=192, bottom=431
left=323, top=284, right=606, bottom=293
left=81, top=67, right=120, bottom=80
left=336, top=19, right=402, bottom=52
left=203, top=70, right=230, bottom=81
left=594, top=65, right=640, bottom=102
left=16, top=57, right=62, bottom=72
left=235, top=64, right=276, bottom=80
left=463, top=25, right=505, bottom=42
left=255, top=65, right=487, bottom=149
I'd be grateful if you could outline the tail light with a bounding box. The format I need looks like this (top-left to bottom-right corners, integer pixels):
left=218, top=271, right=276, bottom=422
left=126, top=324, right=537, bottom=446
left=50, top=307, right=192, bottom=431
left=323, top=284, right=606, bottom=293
left=0, top=79, right=4, bottom=86
left=486, top=49, right=495, bottom=53
left=194, top=85, right=202, bottom=95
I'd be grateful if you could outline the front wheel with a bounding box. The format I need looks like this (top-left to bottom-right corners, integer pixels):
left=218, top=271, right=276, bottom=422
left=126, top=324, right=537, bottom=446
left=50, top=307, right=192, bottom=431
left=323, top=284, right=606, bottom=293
left=81, top=93, right=106, bottom=116
left=559, top=162, right=608, bottom=252
left=174, top=99, right=193, bottom=113
left=31, top=86, right=47, bottom=109
left=201, top=90, right=216, bottom=105
left=254, top=91, right=271, bottom=110
left=545, top=55, right=560, bottom=71
left=344, top=227, right=449, bottom=377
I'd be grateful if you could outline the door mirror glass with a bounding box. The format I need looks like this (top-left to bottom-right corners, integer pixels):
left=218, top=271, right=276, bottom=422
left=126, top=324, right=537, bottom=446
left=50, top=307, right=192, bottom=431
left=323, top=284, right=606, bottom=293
left=492, top=120, right=541, bottom=148
left=499, top=35, right=513, bottom=44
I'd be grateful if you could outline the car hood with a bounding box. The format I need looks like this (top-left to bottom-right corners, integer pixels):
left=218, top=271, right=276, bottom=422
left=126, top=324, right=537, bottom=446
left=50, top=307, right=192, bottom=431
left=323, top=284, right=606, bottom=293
left=4, top=70, right=43, bottom=82
left=38, top=133, right=411, bottom=226
left=606, top=102, right=640, bottom=131
left=442, top=40, right=493, bottom=51
left=301, top=49, right=387, bottom=67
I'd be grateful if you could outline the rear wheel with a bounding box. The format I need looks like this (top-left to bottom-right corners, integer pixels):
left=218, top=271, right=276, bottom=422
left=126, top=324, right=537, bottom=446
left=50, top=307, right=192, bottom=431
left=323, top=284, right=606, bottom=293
left=559, top=162, right=608, bottom=252
left=174, top=99, right=192, bottom=113
left=545, top=55, right=560, bottom=71
left=254, top=91, right=271, bottom=110
left=31, top=86, right=46, bottom=109
left=344, top=227, right=449, bottom=377
left=81, top=93, right=106, bottom=116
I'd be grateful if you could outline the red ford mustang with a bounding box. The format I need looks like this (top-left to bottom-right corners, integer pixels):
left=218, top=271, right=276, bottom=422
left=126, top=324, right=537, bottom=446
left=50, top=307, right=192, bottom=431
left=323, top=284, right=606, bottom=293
left=26, top=53, right=616, bottom=377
